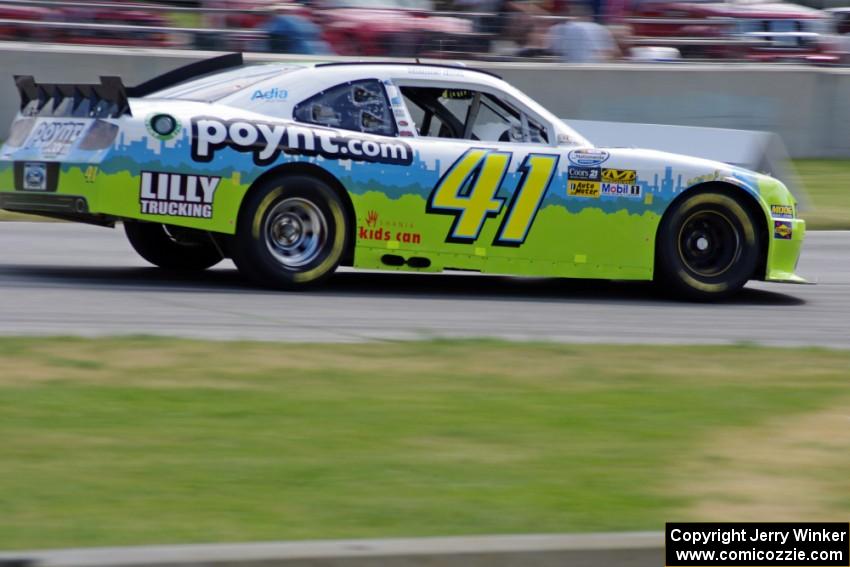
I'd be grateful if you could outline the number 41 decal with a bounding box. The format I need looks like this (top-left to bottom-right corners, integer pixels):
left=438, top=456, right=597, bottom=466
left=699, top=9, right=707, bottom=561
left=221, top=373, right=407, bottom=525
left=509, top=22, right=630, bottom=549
left=426, top=148, right=559, bottom=246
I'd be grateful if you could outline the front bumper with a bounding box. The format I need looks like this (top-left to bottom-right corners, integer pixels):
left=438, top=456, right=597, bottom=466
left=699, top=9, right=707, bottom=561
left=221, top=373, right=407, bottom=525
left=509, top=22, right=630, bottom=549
left=765, top=218, right=807, bottom=283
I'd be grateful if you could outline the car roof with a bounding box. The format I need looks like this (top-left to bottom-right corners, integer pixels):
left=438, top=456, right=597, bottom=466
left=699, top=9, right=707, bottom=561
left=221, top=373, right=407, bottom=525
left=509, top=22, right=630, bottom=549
left=314, top=61, right=501, bottom=79
left=140, top=58, right=590, bottom=147
left=270, top=61, right=509, bottom=92
left=148, top=60, right=510, bottom=103
left=224, top=62, right=540, bottom=115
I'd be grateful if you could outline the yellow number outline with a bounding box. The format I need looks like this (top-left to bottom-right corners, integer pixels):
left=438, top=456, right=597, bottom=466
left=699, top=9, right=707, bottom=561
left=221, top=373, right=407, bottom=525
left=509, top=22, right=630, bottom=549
left=426, top=148, right=511, bottom=243
left=493, top=153, right=559, bottom=246
left=427, top=149, right=559, bottom=247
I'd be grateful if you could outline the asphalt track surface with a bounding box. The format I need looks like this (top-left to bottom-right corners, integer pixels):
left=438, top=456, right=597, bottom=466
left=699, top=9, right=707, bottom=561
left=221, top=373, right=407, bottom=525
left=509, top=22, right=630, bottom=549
left=0, top=222, right=848, bottom=347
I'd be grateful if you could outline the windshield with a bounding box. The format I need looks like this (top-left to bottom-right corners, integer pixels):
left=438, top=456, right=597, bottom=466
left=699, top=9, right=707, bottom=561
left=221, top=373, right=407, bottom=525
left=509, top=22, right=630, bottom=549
left=149, top=65, right=298, bottom=102
left=490, top=80, right=589, bottom=146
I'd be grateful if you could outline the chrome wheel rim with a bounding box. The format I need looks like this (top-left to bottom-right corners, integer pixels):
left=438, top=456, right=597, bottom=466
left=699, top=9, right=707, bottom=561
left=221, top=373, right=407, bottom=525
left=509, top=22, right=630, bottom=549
left=264, top=197, right=327, bottom=268
left=677, top=210, right=741, bottom=278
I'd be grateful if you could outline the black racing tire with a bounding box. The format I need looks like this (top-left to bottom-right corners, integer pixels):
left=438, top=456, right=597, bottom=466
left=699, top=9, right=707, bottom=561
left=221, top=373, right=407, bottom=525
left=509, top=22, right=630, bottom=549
left=231, top=174, right=348, bottom=289
left=124, top=221, right=223, bottom=271
left=655, top=190, right=761, bottom=300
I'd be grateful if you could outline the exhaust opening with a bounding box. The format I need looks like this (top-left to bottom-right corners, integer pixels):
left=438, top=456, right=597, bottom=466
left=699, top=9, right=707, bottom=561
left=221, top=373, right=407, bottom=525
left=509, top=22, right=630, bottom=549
left=381, top=254, right=405, bottom=266
left=407, top=257, right=431, bottom=269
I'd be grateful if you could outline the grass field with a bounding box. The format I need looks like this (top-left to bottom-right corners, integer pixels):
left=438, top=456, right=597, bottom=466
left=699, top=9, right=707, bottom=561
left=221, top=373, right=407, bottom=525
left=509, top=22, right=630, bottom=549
left=1, top=337, right=849, bottom=550
left=0, top=210, right=55, bottom=221
left=793, top=159, right=850, bottom=229
left=1, top=160, right=846, bottom=227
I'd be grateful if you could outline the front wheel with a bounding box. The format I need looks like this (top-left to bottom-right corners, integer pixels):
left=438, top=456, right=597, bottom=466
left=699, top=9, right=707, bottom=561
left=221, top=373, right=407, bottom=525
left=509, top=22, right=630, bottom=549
left=231, top=174, right=348, bottom=289
left=124, top=221, right=223, bottom=271
left=655, top=190, right=761, bottom=300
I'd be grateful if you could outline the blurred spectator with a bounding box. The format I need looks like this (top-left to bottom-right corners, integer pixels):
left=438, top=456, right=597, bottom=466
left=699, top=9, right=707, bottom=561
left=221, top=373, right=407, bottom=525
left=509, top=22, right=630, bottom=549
left=454, top=0, right=504, bottom=51
left=505, top=0, right=559, bottom=57
left=608, top=22, right=631, bottom=55
left=263, top=13, right=331, bottom=54
left=602, top=0, right=629, bottom=23
left=547, top=4, right=619, bottom=62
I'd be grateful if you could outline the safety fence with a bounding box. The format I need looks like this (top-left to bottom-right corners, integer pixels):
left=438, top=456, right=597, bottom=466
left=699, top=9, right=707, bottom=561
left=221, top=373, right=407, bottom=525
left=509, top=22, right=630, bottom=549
left=1, top=42, right=850, bottom=157
left=0, top=0, right=778, bottom=62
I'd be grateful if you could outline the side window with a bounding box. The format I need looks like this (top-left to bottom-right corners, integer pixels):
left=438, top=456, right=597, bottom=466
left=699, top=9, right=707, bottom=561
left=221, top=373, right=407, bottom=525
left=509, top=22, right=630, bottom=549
left=471, top=100, right=522, bottom=143
left=401, top=91, right=456, bottom=138
left=399, top=85, right=549, bottom=144
left=294, top=79, right=397, bottom=137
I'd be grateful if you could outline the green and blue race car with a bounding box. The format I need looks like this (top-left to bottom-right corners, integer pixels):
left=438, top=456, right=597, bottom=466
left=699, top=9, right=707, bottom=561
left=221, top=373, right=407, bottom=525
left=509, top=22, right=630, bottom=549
left=0, top=54, right=805, bottom=299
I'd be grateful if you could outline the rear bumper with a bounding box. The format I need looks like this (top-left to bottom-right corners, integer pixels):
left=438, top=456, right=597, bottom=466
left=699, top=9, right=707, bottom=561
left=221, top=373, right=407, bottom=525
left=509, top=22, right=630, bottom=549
left=0, top=161, right=117, bottom=226
left=0, top=159, right=93, bottom=205
left=0, top=159, right=236, bottom=232
left=0, top=191, right=90, bottom=214
left=0, top=190, right=115, bottom=226
left=765, top=218, right=807, bottom=283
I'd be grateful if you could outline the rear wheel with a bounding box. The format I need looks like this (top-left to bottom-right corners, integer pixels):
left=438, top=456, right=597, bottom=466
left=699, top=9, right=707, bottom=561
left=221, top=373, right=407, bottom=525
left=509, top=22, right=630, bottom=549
left=231, top=174, right=348, bottom=289
left=124, top=221, right=222, bottom=270
left=655, top=190, right=761, bottom=300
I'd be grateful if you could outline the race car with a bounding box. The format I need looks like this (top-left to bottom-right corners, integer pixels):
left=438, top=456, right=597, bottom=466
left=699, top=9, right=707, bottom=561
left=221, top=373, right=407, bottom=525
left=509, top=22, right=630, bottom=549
left=0, top=54, right=805, bottom=299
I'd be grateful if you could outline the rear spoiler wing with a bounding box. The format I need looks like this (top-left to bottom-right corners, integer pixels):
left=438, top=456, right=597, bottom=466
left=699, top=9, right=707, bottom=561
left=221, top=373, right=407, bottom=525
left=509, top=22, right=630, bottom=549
left=15, top=75, right=130, bottom=119
left=14, top=53, right=243, bottom=119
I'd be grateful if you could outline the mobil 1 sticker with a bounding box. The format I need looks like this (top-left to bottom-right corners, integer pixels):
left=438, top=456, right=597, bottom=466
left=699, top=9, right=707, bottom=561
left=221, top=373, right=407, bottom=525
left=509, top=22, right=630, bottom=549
left=568, top=166, right=600, bottom=181
left=601, top=182, right=642, bottom=198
